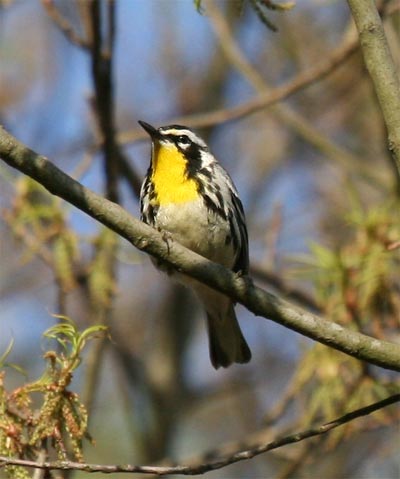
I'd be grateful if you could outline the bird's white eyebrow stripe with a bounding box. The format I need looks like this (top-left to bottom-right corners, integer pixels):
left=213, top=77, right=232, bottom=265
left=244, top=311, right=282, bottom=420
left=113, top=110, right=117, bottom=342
left=159, top=128, right=207, bottom=148
left=160, top=128, right=194, bottom=138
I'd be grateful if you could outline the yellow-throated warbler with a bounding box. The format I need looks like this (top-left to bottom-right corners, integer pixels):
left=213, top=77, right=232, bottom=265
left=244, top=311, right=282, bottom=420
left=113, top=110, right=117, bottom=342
left=139, top=121, right=251, bottom=369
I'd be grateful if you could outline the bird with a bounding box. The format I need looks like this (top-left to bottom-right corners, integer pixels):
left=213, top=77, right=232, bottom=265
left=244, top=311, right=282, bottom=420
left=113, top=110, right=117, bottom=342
left=139, top=120, right=251, bottom=369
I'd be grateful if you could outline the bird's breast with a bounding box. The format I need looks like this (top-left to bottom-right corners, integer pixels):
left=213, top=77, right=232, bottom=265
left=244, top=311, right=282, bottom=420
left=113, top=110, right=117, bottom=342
left=155, top=199, right=235, bottom=268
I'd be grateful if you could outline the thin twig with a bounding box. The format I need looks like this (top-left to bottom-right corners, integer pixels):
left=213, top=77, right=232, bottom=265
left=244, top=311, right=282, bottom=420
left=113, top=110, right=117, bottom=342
left=82, top=0, right=119, bottom=419
left=0, top=394, right=398, bottom=475
left=88, top=0, right=139, bottom=199
left=89, top=0, right=119, bottom=204
left=41, top=0, right=89, bottom=50
left=118, top=0, right=394, bottom=194
left=45, top=0, right=140, bottom=200
left=195, top=0, right=386, bottom=190
left=118, top=18, right=360, bottom=145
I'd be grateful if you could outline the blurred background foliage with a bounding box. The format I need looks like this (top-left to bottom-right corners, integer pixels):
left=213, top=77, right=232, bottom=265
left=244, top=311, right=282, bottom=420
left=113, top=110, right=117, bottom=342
left=0, top=0, right=399, bottom=478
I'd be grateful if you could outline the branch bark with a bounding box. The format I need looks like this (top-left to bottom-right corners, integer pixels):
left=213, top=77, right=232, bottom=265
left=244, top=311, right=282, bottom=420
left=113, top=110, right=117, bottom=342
left=0, top=393, right=398, bottom=475
left=347, top=0, right=400, bottom=192
left=1, top=126, right=399, bottom=371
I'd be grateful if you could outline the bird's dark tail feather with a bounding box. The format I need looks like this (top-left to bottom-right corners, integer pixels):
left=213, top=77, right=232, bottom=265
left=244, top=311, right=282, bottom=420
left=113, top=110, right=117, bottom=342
left=206, top=305, right=251, bottom=369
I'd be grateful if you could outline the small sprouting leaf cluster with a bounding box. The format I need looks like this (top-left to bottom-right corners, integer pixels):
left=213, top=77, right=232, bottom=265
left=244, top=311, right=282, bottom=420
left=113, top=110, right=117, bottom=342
left=4, top=177, right=119, bottom=315
left=308, top=200, right=399, bottom=330
left=4, top=177, right=79, bottom=293
left=0, top=316, right=107, bottom=479
left=290, top=199, right=400, bottom=447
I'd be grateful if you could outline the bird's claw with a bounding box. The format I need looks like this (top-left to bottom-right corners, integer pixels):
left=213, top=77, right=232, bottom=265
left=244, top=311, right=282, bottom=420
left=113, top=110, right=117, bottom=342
left=159, top=228, right=173, bottom=256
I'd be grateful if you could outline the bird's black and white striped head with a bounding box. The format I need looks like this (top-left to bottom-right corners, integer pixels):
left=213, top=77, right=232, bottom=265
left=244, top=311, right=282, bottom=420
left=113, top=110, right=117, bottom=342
left=138, top=121, right=214, bottom=169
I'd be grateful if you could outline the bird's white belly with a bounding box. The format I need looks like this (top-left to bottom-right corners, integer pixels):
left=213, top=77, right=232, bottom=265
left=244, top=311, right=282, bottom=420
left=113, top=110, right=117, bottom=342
left=155, top=199, right=234, bottom=267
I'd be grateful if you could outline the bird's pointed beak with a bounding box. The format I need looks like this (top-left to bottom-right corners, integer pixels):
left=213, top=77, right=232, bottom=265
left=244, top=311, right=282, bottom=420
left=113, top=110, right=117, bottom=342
left=138, top=120, right=162, bottom=141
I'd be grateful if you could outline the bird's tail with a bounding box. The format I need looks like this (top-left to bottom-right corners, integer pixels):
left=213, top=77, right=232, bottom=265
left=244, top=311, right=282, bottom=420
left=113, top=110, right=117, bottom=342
left=187, top=280, right=251, bottom=369
left=206, top=303, right=251, bottom=369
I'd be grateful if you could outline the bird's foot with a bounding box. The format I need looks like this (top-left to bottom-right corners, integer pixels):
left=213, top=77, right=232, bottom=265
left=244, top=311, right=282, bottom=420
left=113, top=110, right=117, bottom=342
left=158, top=228, right=173, bottom=256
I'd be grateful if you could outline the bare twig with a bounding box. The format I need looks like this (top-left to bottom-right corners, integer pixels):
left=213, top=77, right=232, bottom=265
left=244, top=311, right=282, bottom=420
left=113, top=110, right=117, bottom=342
left=89, top=0, right=119, bottom=204
left=1, top=126, right=399, bottom=371
left=89, top=0, right=140, bottom=200
left=118, top=1, right=394, bottom=193
left=118, top=19, right=360, bottom=145
left=192, top=0, right=387, bottom=190
left=81, top=0, right=120, bottom=417
left=0, top=393, right=398, bottom=475
left=43, top=0, right=140, bottom=200
left=41, top=0, right=89, bottom=49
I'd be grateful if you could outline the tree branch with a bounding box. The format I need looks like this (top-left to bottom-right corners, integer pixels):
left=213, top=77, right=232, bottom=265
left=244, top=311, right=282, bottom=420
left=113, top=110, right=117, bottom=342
left=0, top=393, right=398, bottom=475
left=41, top=0, right=90, bottom=50
left=89, top=0, right=119, bottom=203
left=1, top=126, right=399, bottom=371
left=118, top=21, right=360, bottom=144
left=347, top=0, right=400, bottom=193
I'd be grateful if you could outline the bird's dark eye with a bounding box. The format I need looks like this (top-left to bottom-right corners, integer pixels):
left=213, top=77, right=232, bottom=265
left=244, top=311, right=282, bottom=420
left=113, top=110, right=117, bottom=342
left=177, top=135, right=190, bottom=145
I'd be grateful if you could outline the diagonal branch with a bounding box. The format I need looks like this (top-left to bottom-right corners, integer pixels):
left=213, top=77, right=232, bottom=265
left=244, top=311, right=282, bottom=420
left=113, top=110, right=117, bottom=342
left=0, top=393, right=398, bottom=475
left=41, top=0, right=90, bottom=50
left=205, top=0, right=386, bottom=190
left=1, top=126, right=399, bottom=371
left=118, top=21, right=360, bottom=145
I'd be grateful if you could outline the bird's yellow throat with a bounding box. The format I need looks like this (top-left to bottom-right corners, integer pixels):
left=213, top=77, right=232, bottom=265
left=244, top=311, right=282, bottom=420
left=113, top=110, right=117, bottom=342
left=151, top=144, right=198, bottom=204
